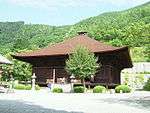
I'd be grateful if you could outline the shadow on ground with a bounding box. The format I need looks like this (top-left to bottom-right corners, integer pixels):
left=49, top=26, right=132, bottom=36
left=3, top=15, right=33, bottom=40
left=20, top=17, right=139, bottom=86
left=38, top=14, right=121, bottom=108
left=99, top=96, right=150, bottom=110
left=0, top=99, right=83, bottom=113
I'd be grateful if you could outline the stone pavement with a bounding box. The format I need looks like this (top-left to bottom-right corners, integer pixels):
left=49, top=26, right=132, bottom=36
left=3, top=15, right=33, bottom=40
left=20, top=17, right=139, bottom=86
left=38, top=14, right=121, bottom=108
left=0, top=90, right=150, bottom=113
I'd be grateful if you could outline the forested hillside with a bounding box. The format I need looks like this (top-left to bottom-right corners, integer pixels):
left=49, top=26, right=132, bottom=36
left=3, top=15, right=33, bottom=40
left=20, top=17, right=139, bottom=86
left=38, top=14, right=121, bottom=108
left=0, top=2, right=150, bottom=61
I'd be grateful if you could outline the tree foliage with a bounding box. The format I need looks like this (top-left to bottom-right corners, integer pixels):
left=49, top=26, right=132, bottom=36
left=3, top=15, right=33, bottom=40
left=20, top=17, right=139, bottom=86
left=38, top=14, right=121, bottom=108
left=66, top=46, right=99, bottom=87
left=144, top=44, right=150, bottom=61
left=1, top=53, right=32, bottom=81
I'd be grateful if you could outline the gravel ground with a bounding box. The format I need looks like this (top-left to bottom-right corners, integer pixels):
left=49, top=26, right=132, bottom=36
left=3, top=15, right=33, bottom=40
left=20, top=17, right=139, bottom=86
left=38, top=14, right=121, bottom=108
left=0, top=89, right=150, bottom=113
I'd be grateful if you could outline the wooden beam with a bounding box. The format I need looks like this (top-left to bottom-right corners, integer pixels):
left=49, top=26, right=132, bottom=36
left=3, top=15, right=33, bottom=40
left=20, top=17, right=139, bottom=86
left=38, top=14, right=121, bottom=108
left=33, top=66, right=65, bottom=69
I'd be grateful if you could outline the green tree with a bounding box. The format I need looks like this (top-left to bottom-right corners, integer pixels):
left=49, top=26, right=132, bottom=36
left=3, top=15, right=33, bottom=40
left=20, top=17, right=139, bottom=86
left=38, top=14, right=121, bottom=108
left=2, top=60, right=32, bottom=81
left=144, top=44, right=150, bottom=61
left=66, top=46, right=99, bottom=89
left=2, top=53, right=32, bottom=81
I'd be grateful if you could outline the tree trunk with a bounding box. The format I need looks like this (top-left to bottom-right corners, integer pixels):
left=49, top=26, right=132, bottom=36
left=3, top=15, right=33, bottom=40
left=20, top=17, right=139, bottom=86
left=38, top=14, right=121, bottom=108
left=82, top=78, right=86, bottom=92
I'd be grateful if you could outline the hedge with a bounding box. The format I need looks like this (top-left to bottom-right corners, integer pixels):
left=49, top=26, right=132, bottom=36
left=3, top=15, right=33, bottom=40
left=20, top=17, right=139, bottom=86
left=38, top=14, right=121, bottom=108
left=52, top=87, right=63, bottom=93
left=93, top=85, right=106, bottom=93
left=143, top=78, right=150, bottom=91
left=115, top=85, right=131, bottom=93
left=14, top=84, right=40, bottom=90
left=73, top=86, right=85, bottom=93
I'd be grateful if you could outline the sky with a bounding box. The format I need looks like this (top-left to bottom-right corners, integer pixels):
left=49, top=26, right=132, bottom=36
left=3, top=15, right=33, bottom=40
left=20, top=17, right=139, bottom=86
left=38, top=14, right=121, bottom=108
left=0, top=0, right=149, bottom=26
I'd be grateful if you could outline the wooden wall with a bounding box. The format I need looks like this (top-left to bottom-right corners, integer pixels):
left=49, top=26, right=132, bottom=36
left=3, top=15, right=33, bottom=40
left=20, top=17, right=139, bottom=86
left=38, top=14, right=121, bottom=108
left=33, top=65, right=121, bottom=85
left=94, top=65, right=121, bottom=84
left=33, top=67, right=70, bottom=84
left=32, top=54, right=122, bottom=85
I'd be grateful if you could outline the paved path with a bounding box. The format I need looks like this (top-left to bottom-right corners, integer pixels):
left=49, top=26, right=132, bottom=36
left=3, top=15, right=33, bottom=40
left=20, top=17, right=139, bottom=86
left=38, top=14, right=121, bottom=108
left=0, top=90, right=150, bottom=113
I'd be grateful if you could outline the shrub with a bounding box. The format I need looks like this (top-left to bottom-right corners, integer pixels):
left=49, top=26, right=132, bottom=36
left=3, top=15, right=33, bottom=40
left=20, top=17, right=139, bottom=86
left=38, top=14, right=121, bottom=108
left=115, top=85, right=131, bottom=93
left=35, top=85, right=41, bottom=90
left=14, top=84, right=41, bottom=90
left=25, top=85, right=40, bottom=90
left=143, top=78, right=150, bottom=91
left=14, top=84, right=26, bottom=90
left=74, top=86, right=85, bottom=93
left=25, top=85, right=32, bottom=90
left=52, top=87, right=63, bottom=93
left=93, top=85, right=106, bottom=93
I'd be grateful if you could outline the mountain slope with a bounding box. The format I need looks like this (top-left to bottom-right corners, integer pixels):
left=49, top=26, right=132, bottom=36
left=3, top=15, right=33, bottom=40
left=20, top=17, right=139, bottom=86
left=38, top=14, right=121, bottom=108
left=0, top=2, right=149, bottom=61
left=71, top=2, right=150, bottom=44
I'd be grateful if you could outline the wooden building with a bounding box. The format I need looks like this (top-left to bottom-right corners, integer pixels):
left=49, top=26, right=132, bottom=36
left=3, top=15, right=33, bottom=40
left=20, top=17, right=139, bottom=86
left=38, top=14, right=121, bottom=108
left=12, top=32, right=132, bottom=87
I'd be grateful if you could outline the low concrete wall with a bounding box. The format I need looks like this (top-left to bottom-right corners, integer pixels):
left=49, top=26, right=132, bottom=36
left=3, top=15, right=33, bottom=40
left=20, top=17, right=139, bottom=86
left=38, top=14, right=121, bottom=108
left=122, top=62, right=150, bottom=73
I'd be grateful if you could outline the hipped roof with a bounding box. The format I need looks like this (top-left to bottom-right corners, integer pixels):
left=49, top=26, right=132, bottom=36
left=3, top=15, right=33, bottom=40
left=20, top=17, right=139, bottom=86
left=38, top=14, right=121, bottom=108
left=13, top=34, right=128, bottom=57
left=13, top=33, right=132, bottom=68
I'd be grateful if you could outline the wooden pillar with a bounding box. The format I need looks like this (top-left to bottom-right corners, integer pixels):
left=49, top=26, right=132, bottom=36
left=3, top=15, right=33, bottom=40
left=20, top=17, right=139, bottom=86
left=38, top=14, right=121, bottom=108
left=53, top=68, right=56, bottom=84
left=108, top=66, right=112, bottom=84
